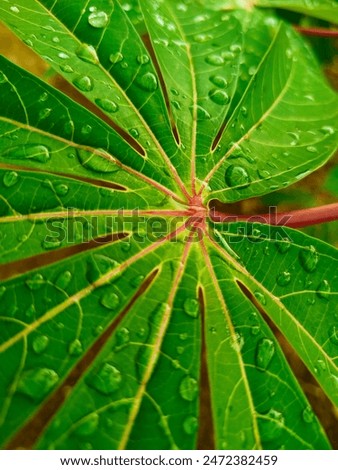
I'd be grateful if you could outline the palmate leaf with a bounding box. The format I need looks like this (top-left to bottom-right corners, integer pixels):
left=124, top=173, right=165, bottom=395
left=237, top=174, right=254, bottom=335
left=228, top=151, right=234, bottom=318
left=0, top=0, right=337, bottom=450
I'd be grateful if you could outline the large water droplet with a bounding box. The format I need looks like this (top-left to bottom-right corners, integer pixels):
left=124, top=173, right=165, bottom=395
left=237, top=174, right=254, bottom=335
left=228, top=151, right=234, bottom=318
left=209, top=89, right=229, bottom=105
left=3, top=171, right=19, bottom=188
left=255, top=338, right=275, bottom=370
left=68, top=339, right=83, bottom=356
left=78, top=149, right=117, bottom=173
left=136, top=72, right=158, bottom=92
left=74, top=413, right=99, bottom=437
left=75, top=44, right=99, bottom=64
left=42, top=237, right=62, bottom=250
left=137, top=54, right=149, bottom=65
left=55, top=270, right=72, bottom=290
left=254, top=291, right=266, bottom=305
left=60, top=64, right=74, bottom=73
left=100, top=291, right=120, bottom=310
left=183, top=416, right=198, bottom=435
left=276, top=271, right=291, bottom=287
left=129, top=128, right=139, bottom=139
left=316, top=280, right=330, bottom=300
left=328, top=325, right=338, bottom=345
left=88, top=11, right=109, bottom=28
left=73, top=75, right=94, bottom=92
left=179, top=376, right=198, bottom=401
left=225, top=165, right=250, bottom=189
left=191, top=105, right=211, bottom=120
left=17, top=368, right=59, bottom=401
left=183, top=298, right=199, bottom=318
left=87, top=363, right=122, bottom=395
left=275, top=238, right=291, bottom=253
left=209, top=75, right=228, bottom=88
left=259, top=409, right=285, bottom=442
left=205, top=54, right=224, bottom=66
left=95, top=98, right=119, bottom=113
left=299, top=245, right=318, bottom=272
left=26, top=273, right=45, bottom=290
left=109, top=52, right=123, bottom=64
left=4, top=145, right=50, bottom=163
left=10, top=5, right=20, bottom=14
left=115, top=327, right=130, bottom=350
left=55, top=183, right=69, bottom=196
left=32, top=335, right=49, bottom=354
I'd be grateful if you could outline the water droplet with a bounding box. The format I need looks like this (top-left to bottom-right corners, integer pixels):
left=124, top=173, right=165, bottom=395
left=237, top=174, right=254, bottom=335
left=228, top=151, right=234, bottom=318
left=299, top=245, right=318, bottom=272
left=254, top=291, right=266, bottom=305
left=17, top=368, right=59, bottom=401
left=209, top=75, right=228, bottom=88
left=0, top=286, right=6, bottom=298
left=74, top=413, right=99, bottom=437
left=320, top=126, right=334, bottom=136
left=275, top=238, right=291, bottom=253
left=183, top=298, right=199, bottom=318
left=3, top=171, right=19, bottom=187
left=259, top=409, right=285, bottom=442
left=81, top=124, right=92, bottom=135
left=87, top=363, right=122, bottom=395
left=73, top=75, right=94, bottom=92
left=26, top=273, right=45, bottom=290
left=328, top=325, right=338, bottom=345
left=224, top=165, right=250, bottom=189
left=205, top=54, right=224, bottom=66
left=194, top=33, right=211, bottom=43
left=183, top=416, right=198, bottom=435
left=100, top=291, right=120, bottom=310
left=42, top=237, right=62, bottom=250
left=137, top=54, right=149, bottom=65
left=136, top=72, right=158, bottom=92
left=109, top=52, right=124, bottom=64
left=231, top=332, right=244, bottom=352
left=209, top=89, right=229, bottom=105
left=55, top=270, right=72, bottom=290
left=130, top=274, right=144, bottom=288
left=88, top=11, right=109, bottom=28
left=129, top=128, right=139, bottom=139
left=115, top=327, right=130, bottom=350
left=302, top=406, right=314, bottom=423
left=4, top=144, right=51, bottom=163
left=179, top=376, right=198, bottom=401
left=58, top=52, right=70, bottom=60
left=78, top=148, right=117, bottom=173
left=75, top=44, right=99, bottom=64
left=255, top=338, right=275, bottom=370
left=68, top=339, right=83, bottom=356
left=10, top=5, right=20, bottom=13
left=95, top=98, right=119, bottom=113
left=276, top=271, right=291, bottom=287
left=306, top=146, right=317, bottom=153
left=316, top=280, right=330, bottom=300
left=251, top=325, right=260, bottom=336
left=32, top=335, right=49, bottom=354
left=60, top=64, right=74, bottom=73
left=258, top=169, right=271, bottom=179
left=191, top=105, right=211, bottom=120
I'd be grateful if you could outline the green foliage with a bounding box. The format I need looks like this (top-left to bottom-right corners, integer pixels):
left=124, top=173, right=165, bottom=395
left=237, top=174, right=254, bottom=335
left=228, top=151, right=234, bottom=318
left=0, top=0, right=337, bottom=450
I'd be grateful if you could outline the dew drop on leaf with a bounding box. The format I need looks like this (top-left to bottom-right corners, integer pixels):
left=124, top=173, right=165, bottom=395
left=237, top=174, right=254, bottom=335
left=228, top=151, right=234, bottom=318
left=42, top=237, right=62, bottom=250
left=251, top=325, right=260, bottom=336
left=75, top=44, right=99, bottom=64
left=81, top=124, right=92, bottom=135
left=87, top=363, right=122, bottom=395
left=299, top=245, right=318, bottom=272
left=77, top=149, right=117, bottom=173
left=54, top=183, right=69, bottom=197
left=302, top=406, right=314, bottom=424
left=255, top=338, right=275, bottom=370
left=17, top=368, right=59, bottom=401
left=276, top=271, right=291, bottom=287
left=179, top=376, right=198, bottom=401
left=205, top=54, right=224, bottom=66
left=109, top=52, right=123, bottom=64
left=88, top=11, right=109, bottom=28
left=183, top=298, right=199, bottom=318
left=68, top=339, right=83, bottom=356
left=100, top=292, right=120, bottom=310
left=26, top=273, right=45, bottom=290
left=137, top=54, right=149, bottom=65
left=115, top=327, right=130, bottom=350
left=275, top=238, right=291, bottom=253
left=10, top=6, right=20, bottom=14
left=58, top=52, right=70, bottom=60
left=192, top=105, right=211, bottom=121
left=224, top=165, right=250, bottom=189
left=60, top=64, right=74, bottom=73
left=328, top=325, right=338, bottom=345
left=209, top=75, right=228, bottom=88
left=95, top=98, right=119, bottom=113
left=4, top=144, right=51, bottom=163
left=73, top=75, right=94, bottom=92
left=259, top=409, right=285, bottom=442
left=130, top=274, right=144, bottom=288
left=32, top=335, right=49, bottom=354
left=254, top=291, right=266, bottom=305
left=316, top=280, right=330, bottom=300
left=183, top=416, right=198, bottom=435
left=0, top=286, right=6, bottom=298
left=136, top=72, right=158, bottom=92
left=74, top=413, right=99, bottom=437
left=3, top=171, right=19, bottom=188
left=129, top=128, right=139, bottom=139
left=209, top=89, right=229, bottom=105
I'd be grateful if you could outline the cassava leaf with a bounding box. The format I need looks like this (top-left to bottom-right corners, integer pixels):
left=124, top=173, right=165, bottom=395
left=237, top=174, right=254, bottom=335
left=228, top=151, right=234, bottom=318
left=0, top=0, right=337, bottom=450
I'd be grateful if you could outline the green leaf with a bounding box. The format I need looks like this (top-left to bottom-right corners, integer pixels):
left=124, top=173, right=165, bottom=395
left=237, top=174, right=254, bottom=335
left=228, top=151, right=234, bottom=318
left=0, top=0, right=337, bottom=450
